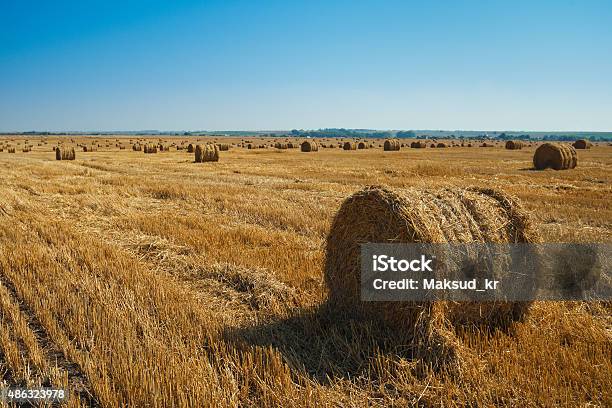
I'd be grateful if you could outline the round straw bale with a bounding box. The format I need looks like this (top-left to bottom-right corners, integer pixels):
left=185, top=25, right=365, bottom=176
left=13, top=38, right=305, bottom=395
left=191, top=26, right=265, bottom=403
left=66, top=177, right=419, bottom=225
left=132, top=143, right=142, bottom=151
left=8, top=147, right=16, bottom=153
left=55, top=146, right=75, bottom=160
left=383, top=139, right=400, bottom=151
left=436, top=142, right=447, bottom=148
left=144, top=144, right=158, bottom=154
left=533, top=143, right=577, bottom=170
left=357, top=141, right=368, bottom=149
left=343, top=141, right=357, bottom=150
left=274, top=142, right=288, bottom=149
left=195, top=144, right=220, bottom=162
left=505, top=140, right=524, bottom=150
left=410, top=141, right=427, bottom=148
left=301, top=140, right=319, bottom=152
left=572, top=139, right=591, bottom=149
left=187, top=143, right=195, bottom=153
left=325, top=185, right=539, bottom=332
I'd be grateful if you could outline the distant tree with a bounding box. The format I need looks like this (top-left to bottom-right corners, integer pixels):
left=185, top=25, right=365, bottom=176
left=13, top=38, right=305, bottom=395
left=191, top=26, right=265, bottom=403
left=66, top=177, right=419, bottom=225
left=396, top=130, right=416, bottom=138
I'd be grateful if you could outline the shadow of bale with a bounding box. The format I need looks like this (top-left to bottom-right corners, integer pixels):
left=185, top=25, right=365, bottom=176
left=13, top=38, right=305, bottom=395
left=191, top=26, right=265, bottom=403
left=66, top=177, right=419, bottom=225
left=222, top=301, right=509, bottom=384
left=223, top=304, right=409, bottom=383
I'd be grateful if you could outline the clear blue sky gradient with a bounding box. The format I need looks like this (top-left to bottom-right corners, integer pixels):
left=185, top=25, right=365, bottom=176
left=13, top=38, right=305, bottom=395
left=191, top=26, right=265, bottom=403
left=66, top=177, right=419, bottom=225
left=1, top=0, right=611, bottom=132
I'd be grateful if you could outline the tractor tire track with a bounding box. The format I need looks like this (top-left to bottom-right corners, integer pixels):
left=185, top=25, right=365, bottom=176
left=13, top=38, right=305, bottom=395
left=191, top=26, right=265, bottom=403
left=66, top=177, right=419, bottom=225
left=0, top=270, right=100, bottom=407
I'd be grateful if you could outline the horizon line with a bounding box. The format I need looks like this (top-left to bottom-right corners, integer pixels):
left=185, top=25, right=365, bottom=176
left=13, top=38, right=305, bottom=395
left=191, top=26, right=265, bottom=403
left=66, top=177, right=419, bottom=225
left=2, top=129, right=612, bottom=134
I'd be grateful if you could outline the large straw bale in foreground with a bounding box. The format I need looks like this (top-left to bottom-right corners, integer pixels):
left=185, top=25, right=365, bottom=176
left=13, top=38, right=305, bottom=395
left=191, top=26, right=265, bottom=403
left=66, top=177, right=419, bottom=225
left=533, top=143, right=577, bottom=170
left=325, top=185, right=539, bottom=335
left=55, top=146, right=75, bottom=160
left=195, top=144, right=220, bottom=162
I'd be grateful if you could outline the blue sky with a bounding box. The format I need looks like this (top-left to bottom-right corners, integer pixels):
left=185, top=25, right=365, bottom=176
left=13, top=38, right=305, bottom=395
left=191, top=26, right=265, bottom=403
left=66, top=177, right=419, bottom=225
left=1, top=0, right=611, bottom=132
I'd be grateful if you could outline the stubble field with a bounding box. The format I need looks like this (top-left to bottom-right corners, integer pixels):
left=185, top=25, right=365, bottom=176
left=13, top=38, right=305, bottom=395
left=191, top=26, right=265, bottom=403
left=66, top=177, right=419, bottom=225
left=0, top=136, right=610, bottom=407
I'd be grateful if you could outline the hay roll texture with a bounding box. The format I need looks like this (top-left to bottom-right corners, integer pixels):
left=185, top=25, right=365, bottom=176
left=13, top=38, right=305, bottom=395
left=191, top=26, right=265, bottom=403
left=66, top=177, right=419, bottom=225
left=275, top=142, right=288, bottom=149
left=55, top=146, right=75, bottom=160
left=217, top=143, right=230, bottom=151
left=300, top=140, right=318, bottom=152
left=505, top=140, right=524, bottom=150
left=325, top=185, right=538, bottom=332
left=343, top=141, right=356, bottom=150
left=195, top=144, right=220, bottom=162
left=572, top=139, right=591, bottom=149
left=383, top=139, right=400, bottom=151
left=357, top=141, right=368, bottom=149
left=410, top=141, right=427, bottom=148
left=533, top=143, right=577, bottom=170
left=144, top=144, right=158, bottom=154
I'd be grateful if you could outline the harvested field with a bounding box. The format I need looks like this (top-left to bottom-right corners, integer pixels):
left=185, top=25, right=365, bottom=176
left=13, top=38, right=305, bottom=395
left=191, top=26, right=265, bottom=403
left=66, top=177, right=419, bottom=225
left=0, top=134, right=610, bottom=407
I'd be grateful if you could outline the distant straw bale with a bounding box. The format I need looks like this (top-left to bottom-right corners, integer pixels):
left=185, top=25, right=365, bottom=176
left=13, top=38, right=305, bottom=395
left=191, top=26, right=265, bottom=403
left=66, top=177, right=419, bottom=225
left=383, top=139, right=400, bottom=151
left=56, top=146, right=75, bottom=160
left=533, top=143, right=577, bottom=170
left=195, top=144, right=220, bottom=162
left=301, top=140, right=319, bottom=152
left=505, top=140, right=524, bottom=150
left=343, top=141, right=357, bottom=150
left=144, top=144, right=158, bottom=154
left=572, top=139, right=592, bottom=149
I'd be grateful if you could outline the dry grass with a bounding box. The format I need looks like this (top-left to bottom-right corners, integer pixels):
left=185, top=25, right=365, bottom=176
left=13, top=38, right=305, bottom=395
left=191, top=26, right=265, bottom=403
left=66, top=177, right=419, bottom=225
left=0, top=135, right=610, bottom=407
